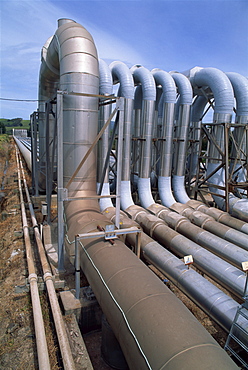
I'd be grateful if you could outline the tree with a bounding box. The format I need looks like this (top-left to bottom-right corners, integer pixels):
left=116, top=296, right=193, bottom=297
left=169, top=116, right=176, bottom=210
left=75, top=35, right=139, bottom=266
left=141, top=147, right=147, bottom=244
left=0, top=121, right=6, bottom=134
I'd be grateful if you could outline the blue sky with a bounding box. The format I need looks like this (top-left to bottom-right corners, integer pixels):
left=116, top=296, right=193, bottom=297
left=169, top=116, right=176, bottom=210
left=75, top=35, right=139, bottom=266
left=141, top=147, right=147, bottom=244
left=0, top=0, right=247, bottom=119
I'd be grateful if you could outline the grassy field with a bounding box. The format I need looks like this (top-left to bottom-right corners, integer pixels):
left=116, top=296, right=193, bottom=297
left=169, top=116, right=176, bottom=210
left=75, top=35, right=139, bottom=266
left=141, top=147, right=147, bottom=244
left=0, top=119, right=30, bottom=135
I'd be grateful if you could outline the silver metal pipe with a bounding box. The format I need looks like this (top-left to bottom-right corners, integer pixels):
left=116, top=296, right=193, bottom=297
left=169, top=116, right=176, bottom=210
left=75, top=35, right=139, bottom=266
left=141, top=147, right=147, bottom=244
left=226, top=72, right=248, bottom=197
left=97, top=59, right=113, bottom=211
left=14, top=136, right=32, bottom=171
left=190, top=67, right=234, bottom=211
left=171, top=202, right=248, bottom=251
left=104, top=207, right=247, bottom=339
left=131, top=65, right=156, bottom=208
left=187, top=199, right=248, bottom=235
left=151, top=69, right=177, bottom=207
left=126, top=205, right=246, bottom=298
left=149, top=202, right=248, bottom=268
left=133, top=86, right=142, bottom=180
left=189, top=95, right=208, bottom=177
left=109, top=61, right=135, bottom=210
left=37, top=20, right=240, bottom=370
left=171, top=73, right=193, bottom=203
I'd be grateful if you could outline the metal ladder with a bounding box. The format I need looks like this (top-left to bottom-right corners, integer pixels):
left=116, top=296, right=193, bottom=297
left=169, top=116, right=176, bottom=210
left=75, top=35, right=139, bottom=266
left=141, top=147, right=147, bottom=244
left=224, top=299, right=248, bottom=369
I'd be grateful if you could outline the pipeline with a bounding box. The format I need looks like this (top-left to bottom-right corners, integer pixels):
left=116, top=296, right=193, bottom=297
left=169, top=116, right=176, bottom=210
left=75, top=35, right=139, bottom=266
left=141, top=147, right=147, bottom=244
left=187, top=199, right=248, bottom=235
left=103, top=207, right=248, bottom=341
left=130, top=64, right=156, bottom=208
left=151, top=69, right=177, bottom=207
left=109, top=61, right=135, bottom=210
left=170, top=72, right=193, bottom=204
left=33, top=19, right=242, bottom=369
left=17, top=148, right=75, bottom=370
left=15, top=147, right=50, bottom=370
left=189, top=67, right=248, bottom=221
left=148, top=202, right=248, bottom=268
left=126, top=205, right=246, bottom=298
left=97, top=59, right=114, bottom=211
left=170, top=202, right=248, bottom=251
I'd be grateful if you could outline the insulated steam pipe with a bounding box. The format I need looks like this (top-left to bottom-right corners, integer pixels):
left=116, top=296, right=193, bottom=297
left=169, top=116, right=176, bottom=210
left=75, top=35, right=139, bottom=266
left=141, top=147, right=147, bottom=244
left=226, top=72, right=248, bottom=199
left=38, top=20, right=239, bottom=369
left=189, top=68, right=248, bottom=221
left=126, top=205, right=246, bottom=298
left=151, top=69, right=177, bottom=207
left=189, top=67, right=234, bottom=210
left=133, top=85, right=143, bottom=182
left=170, top=202, right=248, bottom=251
left=148, top=203, right=248, bottom=268
left=109, top=61, right=135, bottom=210
left=171, top=72, right=193, bottom=203
left=14, top=136, right=32, bottom=171
left=189, top=95, right=208, bottom=177
left=187, top=199, right=248, bottom=235
left=130, top=65, right=156, bottom=208
left=103, top=207, right=247, bottom=340
left=97, top=59, right=114, bottom=211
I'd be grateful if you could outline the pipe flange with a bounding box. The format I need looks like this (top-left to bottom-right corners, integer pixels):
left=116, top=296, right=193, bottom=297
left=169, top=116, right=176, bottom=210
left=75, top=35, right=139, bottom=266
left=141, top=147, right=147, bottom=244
left=150, top=220, right=165, bottom=238
left=43, top=272, right=53, bottom=282
left=174, top=217, right=189, bottom=232
left=28, top=273, right=38, bottom=283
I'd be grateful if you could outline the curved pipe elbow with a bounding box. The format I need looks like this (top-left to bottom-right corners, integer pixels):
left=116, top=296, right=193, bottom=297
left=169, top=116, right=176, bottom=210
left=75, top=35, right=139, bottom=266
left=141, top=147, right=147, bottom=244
left=99, top=59, right=113, bottom=95
left=190, top=67, right=234, bottom=116
left=151, top=69, right=177, bottom=104
left=130, top=65, right=156, bottom=101
left=97, top=182, right=113, bottom=212
left=158, top=176, right=176, bottom=207
left=138, top=177, right=155, bottom=208
left=171, top=72, right=193, bottom=105
left=172, top=175, right=190, bottom=204
left=120, top=180, right=134, bottom=210
left=226, top=72, right=248, bottom=119
left=109, top=61, right=134, bottom=99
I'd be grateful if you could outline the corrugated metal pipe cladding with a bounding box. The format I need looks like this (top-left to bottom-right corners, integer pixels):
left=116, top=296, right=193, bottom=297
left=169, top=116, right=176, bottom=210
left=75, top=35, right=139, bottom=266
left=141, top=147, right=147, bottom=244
left=37, top=19, right=239, bottom=369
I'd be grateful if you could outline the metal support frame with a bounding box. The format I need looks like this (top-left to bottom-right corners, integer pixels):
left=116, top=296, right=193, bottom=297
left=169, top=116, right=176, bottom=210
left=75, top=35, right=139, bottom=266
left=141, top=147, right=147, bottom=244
left=224, top=297, right=248, bottom=369
left=74, top=226, right=141, bottom=299
left=193, top=122, right=248, bottom=209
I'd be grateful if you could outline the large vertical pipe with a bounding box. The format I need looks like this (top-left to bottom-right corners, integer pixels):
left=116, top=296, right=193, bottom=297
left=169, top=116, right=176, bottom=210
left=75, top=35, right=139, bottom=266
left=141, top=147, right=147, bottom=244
left=151, top=69, right=177, bottom=207
left=226, top=72, right=248, bottom=200
left=130, top=65, right=156, bottom=208
left=190, top=95, right=208, bottom=178
left=190, top=68, right=248, bottom=220
left=97, top=59, right=114, bottom=211
left=133, top=85, right=143, bottom=184
left=109, top=61, right=135, bottom=210
left=190, top=68, right=234, bottom=209
left=170, top=72, right=193, bottom=203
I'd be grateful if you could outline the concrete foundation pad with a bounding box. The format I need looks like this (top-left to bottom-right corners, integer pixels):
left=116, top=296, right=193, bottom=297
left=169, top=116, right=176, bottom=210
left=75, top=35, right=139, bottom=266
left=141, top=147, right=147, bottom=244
left=60, top=287, right=102, bottom=334
left=64, top=313, right=94, bottom=370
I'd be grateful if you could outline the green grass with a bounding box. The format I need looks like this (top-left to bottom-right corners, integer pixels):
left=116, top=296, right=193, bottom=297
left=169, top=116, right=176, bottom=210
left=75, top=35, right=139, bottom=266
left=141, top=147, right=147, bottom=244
left=0, top=118, right=30, bottom=135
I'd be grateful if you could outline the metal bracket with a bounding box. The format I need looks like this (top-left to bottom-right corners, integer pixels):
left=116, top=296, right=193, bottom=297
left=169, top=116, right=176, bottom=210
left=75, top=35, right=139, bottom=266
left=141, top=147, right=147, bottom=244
left=105, top=224, right=118, bottom=240
left=58, top=187, right=68, bottom=201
